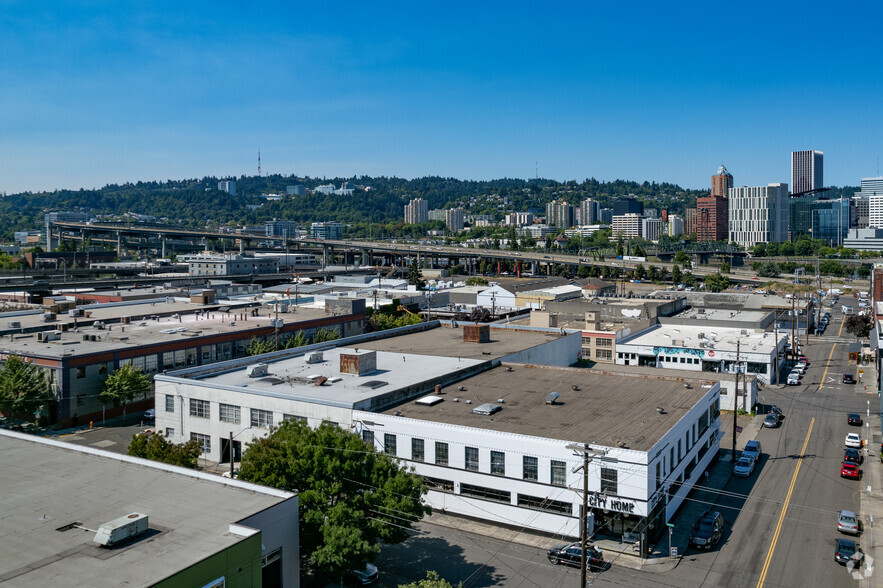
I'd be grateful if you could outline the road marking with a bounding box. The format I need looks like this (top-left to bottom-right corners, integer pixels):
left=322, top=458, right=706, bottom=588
left=816, top=317, right=845, bottom=392
left=756, top=417, right=815, bottom=588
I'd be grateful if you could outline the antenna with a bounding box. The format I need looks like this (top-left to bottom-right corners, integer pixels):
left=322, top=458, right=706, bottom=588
left=535, top=161, right=538, bottom=180
left=258, top=147, right=261, bottom=177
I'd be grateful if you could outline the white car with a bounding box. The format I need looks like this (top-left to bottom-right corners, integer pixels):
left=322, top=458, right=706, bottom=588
left=845, top=433, right=862, bottom=448
left=732, top=456, right=756, bottom=477
left=791, top=364, right=806, bottom=375
left=787, top=374, right=800, bottom=385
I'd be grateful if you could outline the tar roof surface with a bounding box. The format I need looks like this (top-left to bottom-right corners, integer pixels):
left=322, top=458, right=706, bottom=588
left=380, top=365, right=712, bottom=451
left=357, top=325, right=562, bottom=359
left=0, top=431, right=290, bottom=588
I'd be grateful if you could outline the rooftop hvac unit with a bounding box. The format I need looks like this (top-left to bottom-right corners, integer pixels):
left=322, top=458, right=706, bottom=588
left=94, top=513, right=149, bottom=547
left=7, top=321, right=21, bottom=329
left=41, top=313, right=56, bottom=322
left=472, top=403, right=502, bottom=416
left=246, top=363, right=268, bottom=378
left=306, top=352, right=324, bottom=364
left=37, top=330, right=61, bottom=342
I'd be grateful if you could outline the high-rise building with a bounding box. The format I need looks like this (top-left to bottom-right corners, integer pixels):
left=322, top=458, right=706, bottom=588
left=861, top=177, right=883, bottom=195
left=791, top=150, right=823, bottom=195
left=728, top=183, right=789, bottom=248
left=696, top=196, right=729, bottom=242
left=599, top=208, right=613, bottom=224
left=712, top=164, right=734, bottom=198
left=684, top=208, right=697, bottom=237
left=445, top=208, right=465, bottom=232
left=642, top=218, right=664, bottom=242
left=580, top=199, right=600, bottom=225
left=404, top=198, right=429, bottom=224
left=286, top=185, right=305, bottom=196
left=612, top=214, right=642, bottom=238
left=668, top=215, right=684, bottom=238
left=503, top=212, right=533, bottom=227
left=546, top=200, right=575, bottom=229
left=428, top=209, right=447, bottom=222
left=218, top=180, right=237, bottom=196
left=853, top=196, right=870, bottom=229
left=309, top=221, right=343, bottom=240
left=613, top=198, right=643, bottom=216
left=812, top=199, right=851, bottom=245
left=264, top=219, right=298, bottom=238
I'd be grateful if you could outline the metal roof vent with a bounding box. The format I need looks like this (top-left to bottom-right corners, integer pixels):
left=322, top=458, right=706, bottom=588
left=94, top=513, right=149, bottom=547
left=546, top=391, right=560, bottom=405
left=472, top=403, right=501, bottom=415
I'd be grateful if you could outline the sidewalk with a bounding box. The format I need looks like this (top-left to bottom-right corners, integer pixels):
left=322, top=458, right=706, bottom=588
left=860, top=359, right=882, bottom=587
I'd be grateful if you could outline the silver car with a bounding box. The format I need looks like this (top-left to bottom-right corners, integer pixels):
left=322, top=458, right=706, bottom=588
left=838, top=510, right=860, bottom=535
left=732, top=456, right=755, bottom=477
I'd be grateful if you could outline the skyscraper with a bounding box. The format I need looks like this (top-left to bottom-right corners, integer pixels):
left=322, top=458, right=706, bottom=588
left=612, top=198, right=643, bottom=216
left=711, top=164, right=733, bottom=197
left=696, top=195, right=729, bottom=242
left=445, top=208, right=465, bottom=232
left=728, top=183, right=789, bottom=248
left=580, top=199, right=600, bottom=225
left=404, top=198, right=428, bottom=224
left=791, top=150, right=823, bottom=195
left=546, top=200, right=575, bottom=229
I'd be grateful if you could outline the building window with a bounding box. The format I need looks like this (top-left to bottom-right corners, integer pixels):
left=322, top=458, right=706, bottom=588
left=219, top=403, right=240, bottom=424
left=412, top=438, right=425, bottom=462
left=600, top=468, right=618, bottom=495
left=250, top=408, right=273, bottom=429
left=655, top=461, right=662, bottom=489
left=523, top=456, right=538, bottom=481
left=460, top=483, right=511, bottom=504
left=190, top=399, right=210, bottom=419
left=517, top=494, right=572, bottom=514
left=190, top=432, right=211, bottom=454
left=595, top=349, right=612, bottom=360
left=596, top=338, right=612, bottom=347
left=465, top=447, right=479, bottom=471
left=490, top=451, right=505, bottom=476
left=166, top=427, right=175, bottom=437
left=435, top=442, right=449, bottom=466
left=678, top=439, right=683, bottom=460
left=384, top=433, right=397, bottom=456
left=283, top=414, right=306, bottom=423
left=424, top=477, right=454, bottom=492
left=362, top=430, right=374, bottom=446
left=98, top=363, right=109, bottom=375
left=76, top=394, right=86, bottom=408
left=76, top=366, right=85, bottom=379
left=582, top=336, right=592, bottom=345
left=551, top=460, right=566, bottom=486
left=165, top=394, right=175, bottom=413
left=670, top=447, right=675, bottom=472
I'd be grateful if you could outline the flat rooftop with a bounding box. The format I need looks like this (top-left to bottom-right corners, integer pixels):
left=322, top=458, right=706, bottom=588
left=675, top=307, right=771, bottom=323
left=178, top=347, right=485, bottom=409
left=357, top=325, right=562, bottom=360
left=0, top=302, right=330, bottom=359
left=620, top=324, right=781, bottom=354
left=379, top=365, right=712, bottom=452
left=0, top=430, right=291, bottom=588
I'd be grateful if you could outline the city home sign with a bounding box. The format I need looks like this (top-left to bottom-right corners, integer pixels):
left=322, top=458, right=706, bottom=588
left=652, top=346, right=705, bottom=358
left=588, top=494, right=636, bottom=514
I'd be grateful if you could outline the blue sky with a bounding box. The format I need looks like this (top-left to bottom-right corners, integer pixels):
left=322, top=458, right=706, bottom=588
left=1, top=1, right=881, bottom=194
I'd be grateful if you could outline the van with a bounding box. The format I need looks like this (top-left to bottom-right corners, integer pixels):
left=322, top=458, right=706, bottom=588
left=742, top=440, right=762, bottom=461
left=842, top=305, right=854, bottom=316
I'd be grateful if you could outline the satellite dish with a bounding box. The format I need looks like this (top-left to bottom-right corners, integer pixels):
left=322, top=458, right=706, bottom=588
left=545, top=391, right=560, bottom=405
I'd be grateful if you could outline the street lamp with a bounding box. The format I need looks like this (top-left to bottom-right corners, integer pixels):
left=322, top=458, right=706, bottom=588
left=228, top=426, right=252, bottom=478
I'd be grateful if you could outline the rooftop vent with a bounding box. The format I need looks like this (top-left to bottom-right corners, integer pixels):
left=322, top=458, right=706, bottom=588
left=94, top=513, right=149, bottom=547
left=246, top=363, right=268, bottom=378
left=472, top=403, right=501, bottom=416
left=416, top=395, right=444, bottom=406
left=545, top=391, right=560, bottom=405
left=306, top=352, right=324, bottom=364
left=359, top=380, right=388, bottom=389
left=656, top=407, right=666, bottom=414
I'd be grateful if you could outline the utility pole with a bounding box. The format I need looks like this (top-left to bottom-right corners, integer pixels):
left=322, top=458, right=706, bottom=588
left=566, top=443, right=608, bottom=588
left=790, top=295, right=796, bottom=364
left=732, top=340, right=740, bottom=461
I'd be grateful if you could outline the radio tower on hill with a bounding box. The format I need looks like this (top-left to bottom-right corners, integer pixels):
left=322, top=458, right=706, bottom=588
left=258, top=148, right=261, bottom=177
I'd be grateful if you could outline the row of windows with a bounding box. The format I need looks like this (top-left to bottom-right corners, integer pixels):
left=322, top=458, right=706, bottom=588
left=365, top=431, right=571, bottom=486
left=178, top=396, right=275, bottom=429
left=581, top=337, right=613, bottom=347
left=658, top=356, right=700, bottom=365
left=427, top=478, right=573, bottom=515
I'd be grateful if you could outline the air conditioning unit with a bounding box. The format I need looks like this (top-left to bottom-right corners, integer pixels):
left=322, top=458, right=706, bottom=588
left=37, top=330, right=61, bottom=342
left=7, top=321, right=21, bottom=329
left=246, top=363, right=268, bottom=378
left=94, top=513, right=149, bottom=547
left=306, top=352, right=324, bottom=364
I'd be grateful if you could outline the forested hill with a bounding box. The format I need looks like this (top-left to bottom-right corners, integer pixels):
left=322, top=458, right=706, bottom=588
left=0, top=174, right=859, bottom=240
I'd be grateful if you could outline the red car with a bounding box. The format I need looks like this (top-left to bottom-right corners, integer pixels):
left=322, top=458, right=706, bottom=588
left=841, top=462, right=860, bottom=480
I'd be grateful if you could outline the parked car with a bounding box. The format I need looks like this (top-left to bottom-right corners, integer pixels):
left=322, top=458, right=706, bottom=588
left=798, top=355, right=809, bottom=364
left=791, top=364, right=806, bottom=375
left=844, top=374, right=857, bottom=385
left=690, top=511, right=724, bottom=550
left=547, top=542, right=604, bottom=570
left=845, top=433, right=862, bottom=448
left=345, top=563, right=379, bottom=585
left=763, top=413, right=782, bottom=428
left=742, top=440, right=762, bottom=462
left=732, top=456, right=756, bottom=477
left=844, top=448, right=864, bottom=465
left=834, top=538, right=861, bottom=565
left=841, top=462, right=861, bottom=480
left=787, top=373, right=800, bottom=386
left=848, top=412, right=863, bottom=425
left=143, top=408, right=156, bottom=421
left=838, top=510, right=860, bottom=535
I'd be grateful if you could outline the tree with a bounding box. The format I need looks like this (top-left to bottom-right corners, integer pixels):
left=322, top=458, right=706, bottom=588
left=634, top=263, right=646, bottom=280
left=673, top=251, right=691, bottom=265
left=795, top=239, right=813, bottom=256
left=704, top=272, right=730, bottom=292
left=576, top=264, right=590, bottom=278
left=845, top=315, right=874, bottom=338
left=128, top=431, right=201, bottom=468
left=246, top=337, right=275, bottom=356
left=99, top=363, right=151, bottom=418
left=465, top=277, right=489, bottom=286
left=239, top=420, right=430, bottom=583
left=285, top=330, right=310, bottom=349
left=757, top=262, right=780, bottom=278
left=399, top=571, right=462, bottom=588
left=0, top=356, right=52, bottom=423
left=314, top=327, right=340, bottom=343
left=766, top=242, right=780, bottom=257
left=407, top=260, right=425, bottom=289
left=753, top=243, right=767, bottom=257
left=720, top=261, right=730, bottom=274
left=779, top=241, right=795, bottom=256
left=671, top=264, right=682, bottom=284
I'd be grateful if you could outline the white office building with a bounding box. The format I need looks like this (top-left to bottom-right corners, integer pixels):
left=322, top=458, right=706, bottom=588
left=218, top=180, right=237, bottom=196
left=791, top=150, right=823, bottom=195
left=668, top=215, right=684, bottom=237
left=612, top=214, right=643, bottom=238
left=728, top=183, right=789, bottom=248
left=642, top=218, right=664, bottom=242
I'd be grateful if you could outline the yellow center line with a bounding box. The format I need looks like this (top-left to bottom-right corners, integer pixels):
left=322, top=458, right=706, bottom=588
left=816, top=316, right=845, bottom=391
left=756, top=417, right=815, bottom=588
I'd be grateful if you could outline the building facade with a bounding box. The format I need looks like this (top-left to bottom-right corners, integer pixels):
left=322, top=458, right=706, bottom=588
left=446, top=208, right=465, bottom=232
left=642, top=218, right=664, bottom=242
left=404, top=198, right=429, bottom=224
left=612, top=214, right=643, bottom=238
left=696, top=195, right=729, bottom=242
left=668, top=215, right=684, bottom=238
left=791, top=150, right=823, bottom=195
left=684, top=208, right=697, bottom=237
left=188, top=254, right=279, bottom=276
left=580, top=199, right=600, bottom=225
left=728, top=183, right=789, bottom=248
left=711, top=164, right=733, bottom=197
left=613, top=198, right=643, bottom=216
left=309, top=221, right=343, bottom=240
left=218, top=180, right=237, bottom=196
left=546, top=200, right=575, bottom=229
left=264, top=219, right=299, bottom=238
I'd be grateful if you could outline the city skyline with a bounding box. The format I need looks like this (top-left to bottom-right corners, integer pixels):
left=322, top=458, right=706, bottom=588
left=1, top=2, right=881, bottom=194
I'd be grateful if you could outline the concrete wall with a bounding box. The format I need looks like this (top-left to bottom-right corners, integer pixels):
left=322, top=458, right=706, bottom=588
left=237, top=495, right=300, bottom=588
left=500, top=330, right=582, bottom=367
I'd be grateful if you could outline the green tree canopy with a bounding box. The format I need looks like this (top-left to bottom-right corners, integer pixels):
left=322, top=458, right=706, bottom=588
left=704, top=272, right=730, bottom=292
left=98, top=363, right=151, bottom=417
left=239, top=420, right=431, bottom=583
left=845, top=314, right=874, bottom=338
left=756, top=262, right=780, bottom=278
left=407, top=260, right=426, bottom=289
left=399, top=571, right=462, bottom=588
left=128, top=432, right=201, bottom=468
left=671, top=264, right=682, bottom=284
left=0, top=356, right=52, bottom=422
left=465, top=277, right=489, bottom=286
